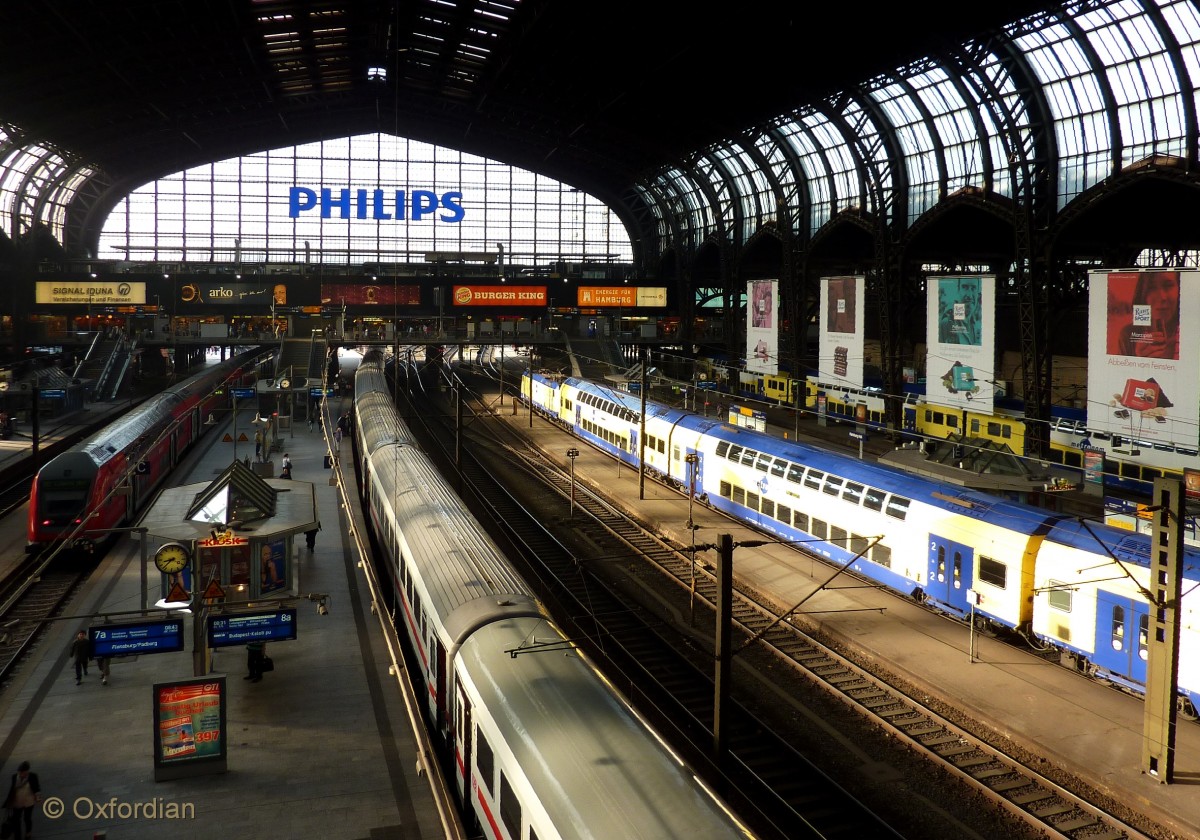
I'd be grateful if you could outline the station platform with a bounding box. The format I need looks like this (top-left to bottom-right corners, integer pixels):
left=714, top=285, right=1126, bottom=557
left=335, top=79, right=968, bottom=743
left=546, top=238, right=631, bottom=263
left=0, top=394, right=451, bottom=839
left=492, top=396, right=1200, bottom=839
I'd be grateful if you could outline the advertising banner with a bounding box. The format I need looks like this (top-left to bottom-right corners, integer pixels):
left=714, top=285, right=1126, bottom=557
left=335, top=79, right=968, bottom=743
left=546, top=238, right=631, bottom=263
left=452, top=285, right=546, bottom=306
left=1087, top=269, right=1199, bottom=447
left=320, top=283, right=421, bottom=306
left=576, top=287, right=668, bottom=308
left=925, top=275, right=996, bottom=413
left=818, top=275, right=864, bottom=388
left=178, top=282, right=284, bottom=306
left=745, top=279, right=778, bottom=375
left=152, top=677, right=227, bottom=780
left=36, top=281, right=146, bottom=305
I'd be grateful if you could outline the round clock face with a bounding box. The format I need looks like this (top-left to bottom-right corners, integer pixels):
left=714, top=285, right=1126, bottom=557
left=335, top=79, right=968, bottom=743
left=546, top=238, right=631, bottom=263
left=154, top=543, right=190, bottom=574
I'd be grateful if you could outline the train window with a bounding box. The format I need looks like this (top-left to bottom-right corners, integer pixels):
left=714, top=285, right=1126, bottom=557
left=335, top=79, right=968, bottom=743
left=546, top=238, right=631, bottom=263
left=1138, top=613, right=1149, bottom=661
left=842, top=482, right=864, bottom=504
left=756, top=452, right=772, bottom=472
left=822, top=476, right=843, bottom=496
left=971, top=419, right=980, bottom=434
left=745, top=491, right=759, bottom=511
left=977, top=556, right=1007, bottom=589
left=936, top=545, right=945, bottom=582
left=850, top=533, right=869, bottom=554
left=761, top=498, right=775, bottom=518
left=733, top=486, right=746, bottom=506
left=720, top=480, right=732, bottom=500
left=727, top=445, right=743, bottom=463
left=885, top=496, right=910, bottom=520
left=953, top=552, right=962, bottom=588
left=476, top=730, right=495, bottom=793
left=863, top=487, right=885, bottom=511
left=1110, top=605, right=1125, bottom=651
left=810, top=518, right=828, bottom=540
left=716, top=441, right=730, bottom=457
left=830, top=525, right=847, bottom=547
left=1141, top=466, right=1163, bottom=482
left=787, top=463, right=805, bottom=484
left=777, top=503, right=791, bottom=524
left=770, top=457, right=787, bottom=477
left=871, top=542, right=892, bottom=568
left=499, top=772, right=521, bottom=840
left=741, top=448, right=758, bottom=466
left=1046, top=580, right=1072, bottom=612
left=987, top=422, right=1001, bottom=436
left=656, top=438, right=666, bottom=455
left=946, top=415, right=959, bottom=429
left=794, top=511, right=809, bottom=532
left=804, top=470, right=823, bottom=490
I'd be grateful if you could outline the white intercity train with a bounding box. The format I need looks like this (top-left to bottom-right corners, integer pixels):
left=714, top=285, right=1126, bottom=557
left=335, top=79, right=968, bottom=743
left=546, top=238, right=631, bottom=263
left=353, top=350, right=752, bottom=840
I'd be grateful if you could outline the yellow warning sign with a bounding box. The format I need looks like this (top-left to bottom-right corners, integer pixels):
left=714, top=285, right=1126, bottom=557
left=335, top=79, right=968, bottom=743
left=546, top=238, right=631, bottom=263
left=203, top=579, right=226, bottom=600
left=222, top=433, right=234, bottom=443
left=165, top=582, right=190, bottom=603
left=238, top=432, right=251, bottom=442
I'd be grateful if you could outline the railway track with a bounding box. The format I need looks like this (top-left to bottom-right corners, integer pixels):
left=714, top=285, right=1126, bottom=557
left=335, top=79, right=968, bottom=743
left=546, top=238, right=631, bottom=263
left=402, top=365, right=1160, bottom=840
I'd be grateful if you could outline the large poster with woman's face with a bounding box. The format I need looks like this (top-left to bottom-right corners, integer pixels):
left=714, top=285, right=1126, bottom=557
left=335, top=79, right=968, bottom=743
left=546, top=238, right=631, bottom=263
left=1088, top=269, right=1198, bottom=445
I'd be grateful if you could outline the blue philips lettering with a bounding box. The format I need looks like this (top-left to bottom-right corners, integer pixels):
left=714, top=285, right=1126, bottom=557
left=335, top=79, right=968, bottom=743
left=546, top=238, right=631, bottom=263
left=321, top=188, right=352, bottom=218
left=440, top=191, right=465, bottom=223
left=372, top=189, right=392, bottom=220
left=412, top=190, right=438, bottom=221
left=287, top=186, right=465, bottom=222
left=289, top=187, right=317, bottom=217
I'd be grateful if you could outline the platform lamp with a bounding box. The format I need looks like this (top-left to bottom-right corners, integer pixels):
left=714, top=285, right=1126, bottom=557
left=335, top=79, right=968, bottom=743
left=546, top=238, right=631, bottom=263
left=566, top=447, right=580, bottom=518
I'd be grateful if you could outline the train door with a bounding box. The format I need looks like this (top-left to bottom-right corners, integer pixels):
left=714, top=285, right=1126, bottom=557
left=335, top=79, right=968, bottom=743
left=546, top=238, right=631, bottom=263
left=454, top=689, right=473, bottom=805
left=926, top=535, right=973, bottom=615
left=434, top=637, right=448, bottom=735
left=1091, top=589, right=1149, bottom=685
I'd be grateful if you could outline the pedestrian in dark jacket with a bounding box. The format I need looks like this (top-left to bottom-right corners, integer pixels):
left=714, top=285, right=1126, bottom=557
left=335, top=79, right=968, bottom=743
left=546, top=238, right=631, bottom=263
left=3, top=760, right=42, bottom=840
left=69, top=630, right=90, bottom=685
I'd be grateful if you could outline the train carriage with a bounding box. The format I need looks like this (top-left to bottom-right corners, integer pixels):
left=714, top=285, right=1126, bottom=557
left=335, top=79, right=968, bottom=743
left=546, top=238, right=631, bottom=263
left=28, top=355, right=256, bottom=551
left=1034, top=519, right=1200, bottom=717
left=357, top=351, right=752, bottom=839
left=527, top=370, right=1200, bottom=720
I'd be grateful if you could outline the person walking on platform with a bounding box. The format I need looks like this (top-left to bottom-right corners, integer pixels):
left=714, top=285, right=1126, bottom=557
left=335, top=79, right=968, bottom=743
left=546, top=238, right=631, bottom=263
left=245, top=640, right=266, bottom=683
left=3, top=761, right=42, bottom=840
left=280, top=452, right=292, bottom=479
left=305, top=522, right=321, bottom=551
left=96, top=655, right=111, bottom=686
left=68, top=630, right=90, bottom=685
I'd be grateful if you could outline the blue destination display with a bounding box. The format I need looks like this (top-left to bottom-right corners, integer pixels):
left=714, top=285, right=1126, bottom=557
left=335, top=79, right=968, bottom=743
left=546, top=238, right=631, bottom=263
left=90, top=619, right=185, bottom=656
left=207, top=609, right=297, bottom=648
left=232, top=388, right=256, bottom=399
left=309, top=387, right=334, bottom=397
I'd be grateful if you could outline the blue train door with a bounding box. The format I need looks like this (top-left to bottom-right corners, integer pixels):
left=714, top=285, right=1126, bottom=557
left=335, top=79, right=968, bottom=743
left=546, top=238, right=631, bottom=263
left=927, top=535, right=973, bottom=615
left=1092, top=589, right=1149, bottom=686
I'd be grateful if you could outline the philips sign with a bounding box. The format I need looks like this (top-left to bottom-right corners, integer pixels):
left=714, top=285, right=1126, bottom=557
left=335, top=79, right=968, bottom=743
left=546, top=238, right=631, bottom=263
left=288, top=187, right=464, bottom=222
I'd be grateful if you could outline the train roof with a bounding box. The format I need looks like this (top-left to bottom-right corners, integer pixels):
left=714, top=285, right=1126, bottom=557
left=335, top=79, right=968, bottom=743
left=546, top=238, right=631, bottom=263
left=459, top=618, right=748, bottom=839
left=354, top=351, right=419, bottom=454
left=672, top=410, right=1060, bottom=534
left=71, top=357, right=243, bottom=468
left=1046, top=518, right=1200, bottom=576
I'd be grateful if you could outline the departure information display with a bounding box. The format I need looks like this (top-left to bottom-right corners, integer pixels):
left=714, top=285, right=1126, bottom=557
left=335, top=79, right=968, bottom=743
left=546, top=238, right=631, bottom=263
left=90, top=619, right=185, bottom=656
left=207, top=609, right=297, bottom=648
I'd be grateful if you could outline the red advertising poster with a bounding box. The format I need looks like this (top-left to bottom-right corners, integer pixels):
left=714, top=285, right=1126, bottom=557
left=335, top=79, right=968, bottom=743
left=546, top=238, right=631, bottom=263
left=452, top=285, right=546, bottom=306
left=153, top=677, right=227, bottom=779
left=321, top=283, right=421, bottom=306
left=1105, top=270, right=1180, bottom=359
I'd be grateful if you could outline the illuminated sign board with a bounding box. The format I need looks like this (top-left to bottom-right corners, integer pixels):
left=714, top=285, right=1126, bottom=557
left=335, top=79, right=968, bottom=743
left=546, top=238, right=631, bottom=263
left=179, top=282, right=284, bottom=306
left=321, top=283, right=421, bottom=306
left=153, top=677, right=227, bottom=780
left=452, top=285, right=546, bottom=306
left=90, top=618, right=185, bottom=656
left=207, top=609, right=298, bottom=648
left=36, top=281, right=146, bottom=305
left=576, top=287, right=667, bottom=308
